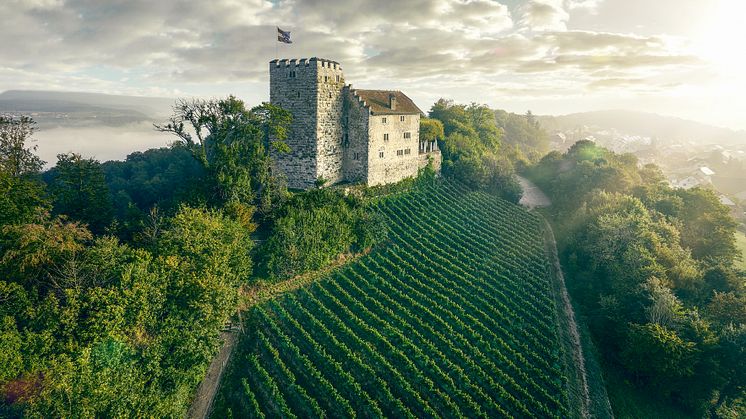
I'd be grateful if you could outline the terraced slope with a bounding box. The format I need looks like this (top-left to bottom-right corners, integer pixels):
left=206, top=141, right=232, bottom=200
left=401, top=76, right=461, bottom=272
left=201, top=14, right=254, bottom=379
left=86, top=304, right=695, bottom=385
left=212, top=181, right=573, bottom=418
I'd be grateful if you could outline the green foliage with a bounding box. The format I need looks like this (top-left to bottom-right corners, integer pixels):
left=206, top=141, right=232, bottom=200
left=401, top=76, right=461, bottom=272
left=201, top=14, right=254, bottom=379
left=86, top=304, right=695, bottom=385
left=419, top=117, right=444, bottom=144
left=102, top=146, right=208, bottom=217
left=428, top=99, right=524, bottom=203
left=0, top=172, right=49, bottom=226
left=47, top=153, right=114, bottom=234
left=1, top=201, right=253, bottom=416
left=0, top=114, right=44, bottom=177
left=156, top=97, right=291, bottom=213
left=494, top=109, right=550, bottom=162
left=528, top=140, right=745, bottom=416
left=260, top=189, right=383, bottom=280
left=622, top=323, right=699, bottom=386
left=0, top=115, right=49, bottom=226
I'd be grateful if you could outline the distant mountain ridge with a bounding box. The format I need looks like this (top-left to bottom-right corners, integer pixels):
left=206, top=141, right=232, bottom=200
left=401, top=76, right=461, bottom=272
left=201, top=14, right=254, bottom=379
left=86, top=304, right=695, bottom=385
left=0, top=90, right=175, bottom=128
left=538, top=110, right=746, bottom=145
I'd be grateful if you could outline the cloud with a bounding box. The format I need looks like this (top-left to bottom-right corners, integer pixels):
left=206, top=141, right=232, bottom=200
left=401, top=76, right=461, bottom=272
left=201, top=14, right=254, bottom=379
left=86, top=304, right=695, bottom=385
left=518, top=0, right=570, bottom=32
left=0, top=0, right=709, bottom=117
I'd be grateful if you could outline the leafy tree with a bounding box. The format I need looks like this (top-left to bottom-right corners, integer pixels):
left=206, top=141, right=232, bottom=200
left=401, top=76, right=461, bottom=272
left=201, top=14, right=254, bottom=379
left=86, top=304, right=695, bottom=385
left=47, top=153, right=114, bottom=234
left=622, top=323, right=699, bottom=387
left=156, top=97, right=291, bottom=213
left=419, top=117, right=444, bottom=145
left=428, top=99, right=523, bottom=201
left=102, top=146, right=207, bottom=218
left=260, top=189, right=384, bottom=280
left=0, top=115, right=44, bottom=177
left=0, top=115, right=48, bottom=226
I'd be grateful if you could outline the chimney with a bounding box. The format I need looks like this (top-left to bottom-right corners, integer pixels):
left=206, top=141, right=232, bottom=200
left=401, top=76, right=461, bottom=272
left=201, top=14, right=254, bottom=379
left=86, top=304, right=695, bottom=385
left=389, top=93, right=397, bottom=111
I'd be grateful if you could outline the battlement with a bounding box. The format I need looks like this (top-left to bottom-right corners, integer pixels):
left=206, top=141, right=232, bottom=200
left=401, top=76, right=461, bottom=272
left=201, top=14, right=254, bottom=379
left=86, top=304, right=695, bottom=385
left=270, top=57, right=342, bottom=70
left=348, top=86, right=371, bottom=111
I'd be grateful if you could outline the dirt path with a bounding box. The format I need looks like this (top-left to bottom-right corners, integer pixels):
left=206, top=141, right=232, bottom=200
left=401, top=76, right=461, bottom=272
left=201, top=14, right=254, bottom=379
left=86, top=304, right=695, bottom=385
left=186, top=331, right=237, bottom=419
left=517, top=175, right=551, bottom=209
left=542, top=219, right=592, bottom=418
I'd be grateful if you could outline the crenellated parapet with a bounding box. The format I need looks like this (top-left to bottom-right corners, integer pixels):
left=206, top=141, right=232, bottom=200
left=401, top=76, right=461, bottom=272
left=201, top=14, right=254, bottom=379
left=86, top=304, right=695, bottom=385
left=347, top=86, right=371, bottom=112
left=270, top=57, right=342, bottom=70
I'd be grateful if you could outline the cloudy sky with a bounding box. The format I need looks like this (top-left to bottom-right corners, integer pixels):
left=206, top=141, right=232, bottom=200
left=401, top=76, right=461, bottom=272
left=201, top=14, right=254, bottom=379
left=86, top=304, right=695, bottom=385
left=3, top=0, right=746, bottom=130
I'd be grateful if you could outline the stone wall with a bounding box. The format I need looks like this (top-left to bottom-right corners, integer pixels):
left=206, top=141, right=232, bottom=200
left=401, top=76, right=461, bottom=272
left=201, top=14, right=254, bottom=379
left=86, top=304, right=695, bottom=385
left=270, top=57, right=439, bottom=189
left=314, top=60, right=345, bottom=185
left=419, top=150, right=442, bottom=172
left=269, top=58, right=319, bottom=189
left=366, top=113, right=420, bottom=186
left=342, top=88, right=369, bottom=182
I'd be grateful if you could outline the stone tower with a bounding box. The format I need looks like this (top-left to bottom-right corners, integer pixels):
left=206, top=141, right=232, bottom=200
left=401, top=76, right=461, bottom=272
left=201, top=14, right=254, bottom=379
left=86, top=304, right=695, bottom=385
left=269, top=57, right=345, bottom=189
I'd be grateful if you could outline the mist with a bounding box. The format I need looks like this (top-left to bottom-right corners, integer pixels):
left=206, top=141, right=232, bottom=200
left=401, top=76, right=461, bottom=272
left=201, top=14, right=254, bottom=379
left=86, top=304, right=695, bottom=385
left=32, top=121, right=173, bottom=167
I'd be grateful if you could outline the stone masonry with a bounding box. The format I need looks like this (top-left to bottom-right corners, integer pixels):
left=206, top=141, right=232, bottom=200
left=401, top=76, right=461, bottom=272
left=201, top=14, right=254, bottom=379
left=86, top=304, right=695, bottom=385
left=269, top=57, right=440, bottom=189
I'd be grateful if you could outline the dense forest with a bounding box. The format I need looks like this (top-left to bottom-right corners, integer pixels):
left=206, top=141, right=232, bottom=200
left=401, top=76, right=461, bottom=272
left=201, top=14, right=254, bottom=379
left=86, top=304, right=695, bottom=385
left=527, top=141, right=746, bottom=416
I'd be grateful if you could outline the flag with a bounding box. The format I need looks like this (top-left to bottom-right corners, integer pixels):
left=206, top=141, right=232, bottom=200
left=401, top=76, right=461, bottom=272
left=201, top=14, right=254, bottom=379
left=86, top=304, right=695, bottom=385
left=277, top=27, right=292, bottom=44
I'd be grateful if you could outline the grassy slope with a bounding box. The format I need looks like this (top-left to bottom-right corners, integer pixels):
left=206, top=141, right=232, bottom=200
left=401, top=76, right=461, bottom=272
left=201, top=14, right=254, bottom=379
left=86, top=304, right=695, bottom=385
left=211, top=180, right=580, bottom=417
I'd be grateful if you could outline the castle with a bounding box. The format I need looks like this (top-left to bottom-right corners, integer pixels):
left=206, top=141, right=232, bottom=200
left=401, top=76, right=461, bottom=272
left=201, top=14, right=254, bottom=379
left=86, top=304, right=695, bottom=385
left=269, top=57, right=441, bottom=189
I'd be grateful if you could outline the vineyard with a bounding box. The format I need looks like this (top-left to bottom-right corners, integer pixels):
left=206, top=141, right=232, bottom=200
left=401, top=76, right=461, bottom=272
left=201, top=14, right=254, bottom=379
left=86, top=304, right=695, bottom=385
left=212, top=180, right=575, bottom=418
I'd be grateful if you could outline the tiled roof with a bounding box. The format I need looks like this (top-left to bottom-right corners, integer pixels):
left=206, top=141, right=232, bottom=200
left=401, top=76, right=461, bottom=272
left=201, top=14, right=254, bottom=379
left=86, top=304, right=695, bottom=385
left=351, top=89, right=423, bottom=115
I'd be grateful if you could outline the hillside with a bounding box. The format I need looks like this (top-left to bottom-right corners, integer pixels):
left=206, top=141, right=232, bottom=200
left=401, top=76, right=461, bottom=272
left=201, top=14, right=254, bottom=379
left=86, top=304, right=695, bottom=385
left=211, top=180, right=603, bottom=418
left=0, top=90, right=173, bottom=128
left=538, top=110, right=746, bottom=145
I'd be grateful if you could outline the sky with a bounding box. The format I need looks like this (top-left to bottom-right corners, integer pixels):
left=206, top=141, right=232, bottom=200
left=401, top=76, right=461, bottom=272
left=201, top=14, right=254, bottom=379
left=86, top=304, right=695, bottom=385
left=2, top=0, right=746, bottom=130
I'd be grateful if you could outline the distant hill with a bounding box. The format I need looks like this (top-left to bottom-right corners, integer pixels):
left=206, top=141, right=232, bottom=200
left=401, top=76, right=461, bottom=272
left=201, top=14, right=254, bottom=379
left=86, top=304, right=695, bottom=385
left=0, top=90, right=174, bottom=128
left=538, top=110, right=746, bottom=145
left=0, top=90, right=176, bottom=164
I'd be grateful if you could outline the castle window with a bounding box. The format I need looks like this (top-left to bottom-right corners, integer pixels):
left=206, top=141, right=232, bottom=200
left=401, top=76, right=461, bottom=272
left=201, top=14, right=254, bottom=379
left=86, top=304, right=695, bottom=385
left=288, top=70, right=296, bottom=78
left=404, top=148, right=411, bottom=155
left=379, top=149, right=384, bottom=158
left=382, top=117, right=387, bottom=124
left=324, top=75, right=328, bottom=82
left=336, top=75, right=340, bottom=82
left=329, top=92, right=332, bottom=98
left=403, top=132, right=411, bottom=139
left=400, top=115, right=405, bottom=122
left=353, top=151, right=360, bottom=160
left=297, top=92, right=301, bottom=98
left=396, top=149, right=404, bottom=157
left=383, top=133, right=389, bottom=141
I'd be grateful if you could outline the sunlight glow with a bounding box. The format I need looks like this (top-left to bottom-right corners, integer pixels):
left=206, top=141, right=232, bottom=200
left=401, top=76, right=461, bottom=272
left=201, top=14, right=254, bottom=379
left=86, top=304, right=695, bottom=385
left=693, top=0, right=746, bottom=75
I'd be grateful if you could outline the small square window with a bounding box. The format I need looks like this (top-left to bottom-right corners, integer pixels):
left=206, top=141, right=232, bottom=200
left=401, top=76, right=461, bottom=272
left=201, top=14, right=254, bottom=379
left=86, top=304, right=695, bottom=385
left=396, top=149, right=404, bottom=157
left=383, top=133, right=389, bottom=141
left=400, top=116, right=405, bottom=122
left=403, top=132, right=411, bottom=139
left=404, top=148, right=411, bottom=155
left=382, top=117, right=387, bottom=124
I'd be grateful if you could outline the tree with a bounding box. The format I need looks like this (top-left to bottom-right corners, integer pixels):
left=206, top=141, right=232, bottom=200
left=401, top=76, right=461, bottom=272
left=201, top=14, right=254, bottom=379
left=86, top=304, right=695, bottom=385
left=419, top=117, right=444, bottom=146
left=49, top=153, right=114, bottom=235
left=0, top=115, right=48, bottom=227
left=156, top=97, right=291, bottom=213
left=0, top=115, right=44, bottom=177
left=622, top=323, right=699, bottom=389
